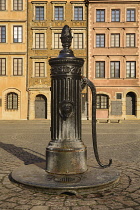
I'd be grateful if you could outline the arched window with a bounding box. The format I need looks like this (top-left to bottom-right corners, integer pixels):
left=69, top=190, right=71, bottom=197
left=96, top=94, right=109, bottom=109
left=7, top=92, right=18, bottom=110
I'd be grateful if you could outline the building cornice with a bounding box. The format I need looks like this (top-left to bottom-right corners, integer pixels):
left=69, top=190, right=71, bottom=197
left=70, top=1, right=85, bottom=4
left=0, top=52, right=26, bottom=55
left=31, top=1, right=48, bottom=4
left=0, top=20, right=27, bottom=22
left=87, top=0, right=140, bottom=4
left=31, top=27, right=48, bottom=30
left=51, top=1, right=67, bottom=4
left=30, top=56, right=48, bottom=59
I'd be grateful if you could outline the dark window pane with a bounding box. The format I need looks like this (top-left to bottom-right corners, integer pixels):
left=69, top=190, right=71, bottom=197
left=35, top=6, right=44, bottom=21
left=0, top=26, right=6, bottom=42
left=96, top=94, right=108, bottom=109
left=54, top=6, right=64, bottom=20
left=96, top=9, right=105, bottom=22
left=127, top=9, right=135, bottom=22
left=110, top=61, right=120, bottom=78
left=0, top=58, right=6, bottom=75
left=74, top=6, right=83, bottom=20
left=112, top=9, right=120, bottom=22
left=7, top=92, right=18, bottom=110
left=96, top=34, right=105, bottom=47
left=95, top=61, right=105, bottom=78
left=126, top=61, right=136, bottom=78
left=0, top=0, right=6, bottom=11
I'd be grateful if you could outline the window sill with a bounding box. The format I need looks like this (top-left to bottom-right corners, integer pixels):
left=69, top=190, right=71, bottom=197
left=71, top=20, right=86, bottom=22
left=32, top=77, right=47, bottom=78
left=32, top=20, right=46, bottom=22
left=32, top=48, right=47, bottom=50
left=10, top=75, right=24, bottom=77
left=52, top=20, right=66, bottom=22
left=6, top=109, right=18, bottom=111
left=11, top=10, right=25, bottom=12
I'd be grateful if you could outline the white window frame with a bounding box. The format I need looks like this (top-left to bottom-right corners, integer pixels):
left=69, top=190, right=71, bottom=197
left=32, top=59, right=47, bottom=78
left=32, top=2, right=47, bottom=21
left=52, top=2, right=66, bottom=21
left=0, top=0, right=6, bottom=11
left=71, top=29, right=86, bottom=49
left=52, top=30, right=63, bottom=49
left=32, top=29, right=47, bottom=49
left=72, top=4, right=85, bottom=21
left=126, top=8, right=136, bottom=22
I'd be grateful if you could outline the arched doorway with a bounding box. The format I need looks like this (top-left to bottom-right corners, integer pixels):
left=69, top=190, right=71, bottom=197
left=126, top=92, right=136, bottom=115
left=35, top=94, right=47, bottom=119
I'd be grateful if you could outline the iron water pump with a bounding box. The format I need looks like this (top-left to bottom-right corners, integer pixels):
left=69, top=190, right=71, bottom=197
left=46, top=25, right=112, bottom=175
left=11, top=25, right=120, bottom=194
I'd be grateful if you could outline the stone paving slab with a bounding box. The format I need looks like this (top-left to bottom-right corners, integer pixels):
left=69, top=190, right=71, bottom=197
left=0, top=121, right=140, bottom=209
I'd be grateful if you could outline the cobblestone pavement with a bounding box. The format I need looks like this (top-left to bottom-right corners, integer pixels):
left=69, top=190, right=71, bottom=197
left=0, top=120, right=140, bottom=210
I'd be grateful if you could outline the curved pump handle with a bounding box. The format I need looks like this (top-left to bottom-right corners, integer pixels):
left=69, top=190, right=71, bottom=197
left=81, top=77, right=112, bottom=168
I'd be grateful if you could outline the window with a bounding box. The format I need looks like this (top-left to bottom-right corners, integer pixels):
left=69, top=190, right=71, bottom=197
left=35, top=62, right=45, bottom=77
left=95, top=61, right=105, bottom=78
left=0, top=0, right=6, bottom=11
left=96, top=34, right=105, bottom=47
left=110, top=61, right=120, bottom=78
left=7, top=92, right=18, bottom=110
left=13, top=0, right=23, bottom=11
left=35, top=6, right=44, bottom=21
left=96, top=94, right=109, bottom=109
left=126, top=33, right=135, bottom=47
left=126, top=61, right=136, bottom=78
left=35, top=33, right=45, bottom=49
left=13, top=26, right=22, bottom=43
left=73, top=33, right=83, bottom=49
left=74, top=6, right=83, bottom=20
left=13, top=58, right=23, bottom=76
left=0, top=58, right=6, bottom=75
left=54, top=6, right=64, bottom=20
left=127, top=9, right=135, bottom=22
left=116, top=93, right=122, bottom=100
left=0, top=26, right=6, bottom=43
left=96, top=9, right=105, bottom=22
left=111, top=9, right=120, bottom=22
left=54, top=33, right=62, bottom=49
left=111, top=34, right=120, bottom=47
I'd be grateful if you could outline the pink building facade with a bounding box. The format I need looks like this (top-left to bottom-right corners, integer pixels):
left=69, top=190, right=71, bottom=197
left=87, top=0, right=140, bottom=121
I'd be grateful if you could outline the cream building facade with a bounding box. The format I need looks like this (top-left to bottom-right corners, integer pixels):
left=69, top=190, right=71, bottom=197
left=0, top=0, right=28, bottom=120
left=28, top=0, right=88, bottom=120
left=87, top=0, right=140, bottom=121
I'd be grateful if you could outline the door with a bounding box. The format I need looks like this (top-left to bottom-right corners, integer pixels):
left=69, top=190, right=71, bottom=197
left=126, top=92, right=136, bottom=115
left=35, top=95, right=47, bottom=119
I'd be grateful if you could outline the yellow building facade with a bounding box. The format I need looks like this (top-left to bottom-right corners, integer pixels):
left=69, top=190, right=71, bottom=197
left=0, top=0, right=28, bottom=120
left=27, top=0, right=88, bottom=120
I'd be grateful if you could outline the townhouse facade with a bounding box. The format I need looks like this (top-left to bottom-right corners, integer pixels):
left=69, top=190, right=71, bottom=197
left=27, top=0, right=88, bottom=120
left=0, top=0, right=28, bottom=120
left=87, top=0, right=140, bottom=121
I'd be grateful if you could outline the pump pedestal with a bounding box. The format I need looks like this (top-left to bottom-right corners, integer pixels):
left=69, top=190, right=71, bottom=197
left=11, top=162, right=120, bottom=195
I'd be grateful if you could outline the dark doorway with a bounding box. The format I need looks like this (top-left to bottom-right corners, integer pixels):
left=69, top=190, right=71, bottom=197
left=35, top=94, right=47, bottom=119
left=126, top=92, right=136, bottom=115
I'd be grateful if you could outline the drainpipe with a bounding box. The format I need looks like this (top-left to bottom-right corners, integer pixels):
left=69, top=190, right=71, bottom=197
left=26, top=0, right=29, bottom=120
left=85, top=0, right=89, bottom=120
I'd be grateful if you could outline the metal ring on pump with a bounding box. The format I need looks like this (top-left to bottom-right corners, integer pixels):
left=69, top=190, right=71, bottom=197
left=81, top=77, right=112, bottom=168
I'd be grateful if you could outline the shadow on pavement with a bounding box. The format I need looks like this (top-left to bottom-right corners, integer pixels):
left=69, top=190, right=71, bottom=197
left=0, top=142, right=45, bottom=165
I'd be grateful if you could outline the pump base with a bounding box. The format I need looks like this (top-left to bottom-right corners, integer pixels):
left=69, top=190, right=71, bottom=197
left=11, top=162, right=120, bottom=195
